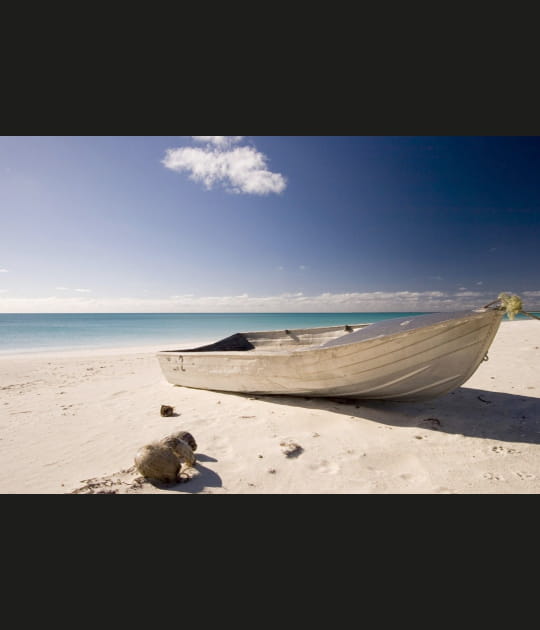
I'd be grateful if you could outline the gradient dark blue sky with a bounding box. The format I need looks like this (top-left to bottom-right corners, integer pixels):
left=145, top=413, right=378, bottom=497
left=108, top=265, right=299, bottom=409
left=0, top=136, right=538, bottom=312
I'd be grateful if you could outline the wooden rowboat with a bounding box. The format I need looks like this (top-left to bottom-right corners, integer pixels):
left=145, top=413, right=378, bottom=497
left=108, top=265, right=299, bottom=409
left=157, top=307, right=505, bottom=401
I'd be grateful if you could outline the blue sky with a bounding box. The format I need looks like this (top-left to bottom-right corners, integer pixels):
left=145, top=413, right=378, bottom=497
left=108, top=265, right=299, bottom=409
left=0, top=136, right=539, bottom=312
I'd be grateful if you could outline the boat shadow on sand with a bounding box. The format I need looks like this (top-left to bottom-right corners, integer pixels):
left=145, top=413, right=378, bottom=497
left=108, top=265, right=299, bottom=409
left=249, top=387, right=540, bottom=445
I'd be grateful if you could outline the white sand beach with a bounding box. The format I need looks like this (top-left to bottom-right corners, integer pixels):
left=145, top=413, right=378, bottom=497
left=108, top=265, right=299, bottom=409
left=1, top=320, right=539, bottom=494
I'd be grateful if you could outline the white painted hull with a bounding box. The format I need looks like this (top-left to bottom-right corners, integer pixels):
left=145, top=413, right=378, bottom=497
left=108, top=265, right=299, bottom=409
left=157, top=309, right=504, bottom=401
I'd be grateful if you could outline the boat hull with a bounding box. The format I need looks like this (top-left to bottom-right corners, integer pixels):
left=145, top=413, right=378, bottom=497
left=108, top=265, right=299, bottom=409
left=157, top=309, right=504, bottom=401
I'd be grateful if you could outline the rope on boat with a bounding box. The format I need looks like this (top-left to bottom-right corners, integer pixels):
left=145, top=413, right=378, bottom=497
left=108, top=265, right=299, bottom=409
left=483, top=293, right=540, bottom=321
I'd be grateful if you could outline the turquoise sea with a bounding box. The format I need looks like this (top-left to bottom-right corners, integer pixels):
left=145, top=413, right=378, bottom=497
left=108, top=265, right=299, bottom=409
left=0, top=312, right=537, bottom=355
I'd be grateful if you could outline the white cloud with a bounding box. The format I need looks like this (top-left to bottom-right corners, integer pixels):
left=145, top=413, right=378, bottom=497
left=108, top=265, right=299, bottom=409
left=0, top=269, right=8, bottom=273
left=192, top=136, right=244, bottom=147
left=163, top=138, right=286, bottom=195
left=0, top=289, right=507, bottom=314
left=55, top=287, right=70, bottom=291
left=75, top=288, right=91, bottom=293
left=476, top=281, right=483, bottom=285
left=299, top=265, right=308, bottom=271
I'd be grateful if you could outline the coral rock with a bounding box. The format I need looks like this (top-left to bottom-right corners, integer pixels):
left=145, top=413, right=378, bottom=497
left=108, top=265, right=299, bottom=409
left=134, top=443, right=180, bottom=483
left=168, top=430, right=197, bottom=452
left=160, top=435, right=196, bottom=467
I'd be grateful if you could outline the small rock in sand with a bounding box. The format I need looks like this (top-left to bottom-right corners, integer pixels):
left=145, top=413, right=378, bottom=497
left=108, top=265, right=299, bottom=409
left=280, top=441, right=304, bottom=458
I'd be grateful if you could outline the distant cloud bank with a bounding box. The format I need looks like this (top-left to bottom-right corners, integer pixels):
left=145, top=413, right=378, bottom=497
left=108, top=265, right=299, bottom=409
left=2, top=288, right=538, bottom=314
left=162, top=136, right=287, bottom=195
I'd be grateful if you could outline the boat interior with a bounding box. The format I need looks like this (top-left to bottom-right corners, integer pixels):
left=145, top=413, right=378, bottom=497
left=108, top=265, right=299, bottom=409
left=160, top=323, right=370, bottom=353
